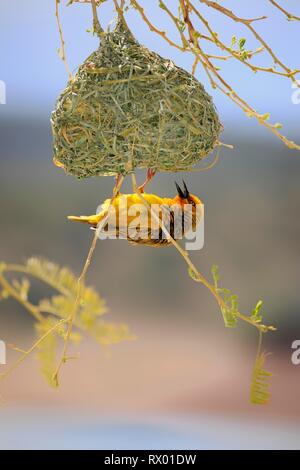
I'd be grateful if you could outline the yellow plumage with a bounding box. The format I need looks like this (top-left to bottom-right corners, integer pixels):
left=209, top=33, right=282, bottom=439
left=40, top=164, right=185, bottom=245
left=68, top=183, right=203, bottom=247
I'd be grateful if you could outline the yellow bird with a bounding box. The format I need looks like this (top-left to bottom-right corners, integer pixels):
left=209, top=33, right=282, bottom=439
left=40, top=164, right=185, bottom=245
left=68, top=181, right=203, bottom=247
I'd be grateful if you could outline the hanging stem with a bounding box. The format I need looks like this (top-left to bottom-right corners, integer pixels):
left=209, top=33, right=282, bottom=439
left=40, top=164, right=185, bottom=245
left=269, top=0, right=300, bottom=21
left=0, top=319, right=68, bottom=383
left=130, top=172, right=274, bottom=333
left=112, top=0, right=130, bottom=29
left=55, top=0, right=72, bottom=79
left=91, top=0, right=104, bottom=35
left=52, top=175, right=124, bottom=386
left=131, top=171, right=274, bottom=403
left=0, top=252, right=123, bottom=385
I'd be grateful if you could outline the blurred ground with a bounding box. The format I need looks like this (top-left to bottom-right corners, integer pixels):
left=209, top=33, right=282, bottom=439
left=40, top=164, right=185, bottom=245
left=1, top=407, right=300, bottom=450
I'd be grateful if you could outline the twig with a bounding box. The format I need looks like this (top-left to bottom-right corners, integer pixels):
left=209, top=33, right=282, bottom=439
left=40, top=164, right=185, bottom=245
left=55, top=0, right=72, bottom=79
left=0, top=256, right=116, bottom=384
left=52, top=175, right=124, bottom=386
left=0, top=271, right=43, bottom=322
left=129, top=0, right=300, bottom=150
left=112, top=0, right=130, bottom=29
left=131, top=169, right=274, bottom=402
left=130, top=172, right=275, bottom=333
left=91, top=0, right=104, bottom=35
left=0, top=319, right=68, bottom=382
left=190, top=3, right=300, bottom=78
left=269, top=0, right=300, bottom=21
left=181, top=0, right=300, bottom=149
left=130, top=0, right=186, bottom=51
left=197, top=0, right=299, bottom=84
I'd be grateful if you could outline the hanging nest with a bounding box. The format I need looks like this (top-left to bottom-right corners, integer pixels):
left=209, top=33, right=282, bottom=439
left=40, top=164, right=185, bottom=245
left=51, top=19, right=222, bottom=179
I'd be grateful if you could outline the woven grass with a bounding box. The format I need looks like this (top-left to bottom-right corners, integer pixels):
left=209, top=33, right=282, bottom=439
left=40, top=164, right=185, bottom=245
left=51, top=19, right=222, bottom=178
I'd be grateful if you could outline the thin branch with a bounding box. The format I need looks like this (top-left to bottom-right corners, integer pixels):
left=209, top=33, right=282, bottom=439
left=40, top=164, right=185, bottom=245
left=190, top=2, right=300, bottom=78
left=132, top=0, right=299, bottom=150
left=130, top=0, right=186, bottom=51
left=197, top=0, right=299, bottom=85
left=64, top=0, right=300, bottom=150
left=52, top=175, right=124, bottom=386
left=198, top=0, right=267, bottom=24
left=0, top=319, right=68, bottom=382
left=131, top=169, right=274, bottom=402
left=4, top=264, right=73, bottom=298
left=91, top=0, right=104, bottom=35
left=55, top=0, right=72, bottom=79
left=269, top=0, right=300, bottom=21
left=130, top=172, right=275, bottom=333
left=0, top=271, right=43, bottom=322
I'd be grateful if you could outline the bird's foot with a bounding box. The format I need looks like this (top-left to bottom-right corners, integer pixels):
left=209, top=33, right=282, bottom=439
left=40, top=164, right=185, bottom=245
left=138, top=168, right=156, bottom=193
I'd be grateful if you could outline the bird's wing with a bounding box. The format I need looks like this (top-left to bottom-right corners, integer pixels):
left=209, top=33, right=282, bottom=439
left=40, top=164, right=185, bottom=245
left=161, top=203, right=193, bottom=239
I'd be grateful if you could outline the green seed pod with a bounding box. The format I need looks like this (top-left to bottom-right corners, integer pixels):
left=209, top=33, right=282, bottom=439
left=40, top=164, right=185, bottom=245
left=51, top=19, right=222, bottom=179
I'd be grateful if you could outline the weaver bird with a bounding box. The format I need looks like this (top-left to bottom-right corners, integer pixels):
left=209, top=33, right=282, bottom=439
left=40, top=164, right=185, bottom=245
left=68, top=181, right=203, bottom=247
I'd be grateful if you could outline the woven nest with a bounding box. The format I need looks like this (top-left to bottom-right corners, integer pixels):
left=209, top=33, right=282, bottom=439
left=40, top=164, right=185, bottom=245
left=51, top=19, right=222, bottom=179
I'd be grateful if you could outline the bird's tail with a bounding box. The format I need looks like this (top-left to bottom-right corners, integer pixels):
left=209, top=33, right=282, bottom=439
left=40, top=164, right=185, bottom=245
left=67, top=213, right=103, bottom=227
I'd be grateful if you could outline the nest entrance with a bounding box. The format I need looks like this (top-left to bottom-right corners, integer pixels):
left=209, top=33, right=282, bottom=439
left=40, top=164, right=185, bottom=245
left=51, top=19, right=222, bottom=178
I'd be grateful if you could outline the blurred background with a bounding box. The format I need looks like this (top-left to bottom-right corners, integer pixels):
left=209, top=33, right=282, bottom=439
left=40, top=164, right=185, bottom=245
left=0, top=0, right=300, bottom=449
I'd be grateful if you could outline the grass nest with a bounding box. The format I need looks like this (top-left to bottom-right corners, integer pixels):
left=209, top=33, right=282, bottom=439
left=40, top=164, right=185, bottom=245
left=51, top=19, right=222, bottom=179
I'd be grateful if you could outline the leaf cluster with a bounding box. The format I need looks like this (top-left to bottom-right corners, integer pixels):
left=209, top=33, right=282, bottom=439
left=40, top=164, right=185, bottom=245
left=0, top=258, right=133, bottom=387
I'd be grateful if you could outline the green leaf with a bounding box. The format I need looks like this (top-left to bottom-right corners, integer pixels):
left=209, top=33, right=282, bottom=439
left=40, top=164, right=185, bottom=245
left=230, top=294, right=239, bottom=312
left=217, top=287, right=232, bottom=302
left=250, top=352, right=272, bottom=405
left=0, top=258, right=134, bottom=388
left=12, top=278, right=30, bottom=301
left=250, top=300, right=263, bottom=323
left=221, top=306, right=238, bottom=328
left=211, top=264, right=219, bottom=287
left=26, top=258, right=78, bottom=296
left=240, top=51, right=249, bottom=61
left=239, top=38, right=246, bottom=50
left=188, top=266, right=200, bottom=282
left=261, top=113, right=270, bottom=121
left=91, top=322, right=135, bottom=345
left=35, top=318, right=61, bottom=388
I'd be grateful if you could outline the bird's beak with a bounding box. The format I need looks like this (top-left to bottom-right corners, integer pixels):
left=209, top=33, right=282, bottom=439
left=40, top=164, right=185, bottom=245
left=175, top=181, right=189, bottom=199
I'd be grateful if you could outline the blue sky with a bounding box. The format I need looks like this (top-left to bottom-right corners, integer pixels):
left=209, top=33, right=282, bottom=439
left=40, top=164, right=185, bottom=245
left=0, top=0, right=299, bottom=137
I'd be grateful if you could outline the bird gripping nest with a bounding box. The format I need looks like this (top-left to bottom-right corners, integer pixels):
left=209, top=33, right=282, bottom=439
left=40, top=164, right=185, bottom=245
left=51, top=18, right=222, bottom=179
